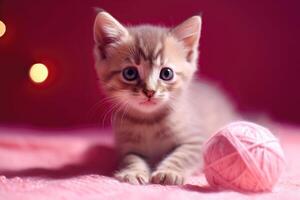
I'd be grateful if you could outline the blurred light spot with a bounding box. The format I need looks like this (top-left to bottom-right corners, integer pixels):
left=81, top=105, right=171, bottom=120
left=29, top=63, right=49, bottom=83
left=0, top=20, right=6, bottom=37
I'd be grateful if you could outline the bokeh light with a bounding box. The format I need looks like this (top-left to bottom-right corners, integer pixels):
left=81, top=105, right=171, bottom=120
left=29, top=63, right=49, bottom=84
left=0, top=20, right=6, bottom=37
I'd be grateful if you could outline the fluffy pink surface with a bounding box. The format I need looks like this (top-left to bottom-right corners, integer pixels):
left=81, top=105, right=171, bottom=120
left=0, top=124, right=299, bottom=200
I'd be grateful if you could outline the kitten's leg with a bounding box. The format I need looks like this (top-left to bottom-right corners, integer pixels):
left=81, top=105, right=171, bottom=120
left=151, top=143, right=201, bottom=185
left=114, top=153, right=150, bottom=185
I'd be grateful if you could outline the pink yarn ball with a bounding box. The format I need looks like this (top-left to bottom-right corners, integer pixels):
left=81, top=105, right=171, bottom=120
left=203, top=121, right=285, bottom=192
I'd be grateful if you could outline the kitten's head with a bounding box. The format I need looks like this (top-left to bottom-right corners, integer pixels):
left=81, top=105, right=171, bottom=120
left=93, top=11, right=202, bottom=114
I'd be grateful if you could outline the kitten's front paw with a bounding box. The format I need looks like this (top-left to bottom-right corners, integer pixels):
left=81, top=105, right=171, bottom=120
left=114, top=170, right=150, bottom=185
left=151, top=170, right=185, bottom=185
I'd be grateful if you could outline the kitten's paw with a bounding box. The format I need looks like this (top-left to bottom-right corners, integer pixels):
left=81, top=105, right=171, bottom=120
left=114, top=170, right=150, bottom=185
left=151, top=170, right=185, bottom=185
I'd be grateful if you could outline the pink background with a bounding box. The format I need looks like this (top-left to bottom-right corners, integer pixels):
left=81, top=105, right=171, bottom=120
left=0, top=0, right=299, bottom=127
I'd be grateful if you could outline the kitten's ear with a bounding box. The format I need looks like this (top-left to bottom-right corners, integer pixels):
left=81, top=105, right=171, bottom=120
left=93, top=11, right=128, bottom=52
left=170, top=16, right=202, bottom=51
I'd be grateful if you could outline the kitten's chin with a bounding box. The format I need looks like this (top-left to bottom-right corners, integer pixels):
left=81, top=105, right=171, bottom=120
left=130, top=99, right=167, bottom=114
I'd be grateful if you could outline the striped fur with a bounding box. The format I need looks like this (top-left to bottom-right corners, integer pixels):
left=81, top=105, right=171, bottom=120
left=93, top=11, right=237, bottom=185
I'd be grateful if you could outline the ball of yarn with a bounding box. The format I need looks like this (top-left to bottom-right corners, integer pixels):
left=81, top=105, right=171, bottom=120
left=203, top=121, right=285, bottom=192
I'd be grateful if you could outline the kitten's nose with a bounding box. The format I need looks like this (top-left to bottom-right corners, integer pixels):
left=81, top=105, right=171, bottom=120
left=142, top=89, right=155, bottom=98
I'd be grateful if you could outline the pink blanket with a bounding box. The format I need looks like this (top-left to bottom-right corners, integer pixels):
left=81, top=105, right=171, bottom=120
left=0, top=124, right=299, bottom=200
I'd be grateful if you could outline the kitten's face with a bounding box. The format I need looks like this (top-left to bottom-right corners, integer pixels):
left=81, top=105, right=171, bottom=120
left=93, top=11, right=201, bottom=114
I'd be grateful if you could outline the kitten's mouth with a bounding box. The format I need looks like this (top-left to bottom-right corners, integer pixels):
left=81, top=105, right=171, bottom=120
left=139, top=99, right=157, bottom=106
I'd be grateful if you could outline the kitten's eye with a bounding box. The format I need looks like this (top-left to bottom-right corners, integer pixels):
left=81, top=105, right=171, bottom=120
left=122, top=67, right=139, bottom=81
left=160, top=67, right=174, bottom=81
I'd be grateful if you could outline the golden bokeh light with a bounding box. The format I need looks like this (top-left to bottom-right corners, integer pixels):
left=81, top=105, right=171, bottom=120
left=29, top=63, right=49, bottom=83
left=0, top=20, right=6, bottom=37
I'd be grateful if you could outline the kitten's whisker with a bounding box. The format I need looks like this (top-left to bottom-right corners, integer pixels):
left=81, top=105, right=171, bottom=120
left=110, top=95, right=127, bottom=124
left=87, top=96, right=118, bottom=122
left=101, top=99, right=122, bottom=128
left=111, top=101, right=125, bottom=126
left=89, top=93, right=125, bottom=126
left=167, top=97, right=177, bottom=112
left=120, top=102, right=130, bottom=126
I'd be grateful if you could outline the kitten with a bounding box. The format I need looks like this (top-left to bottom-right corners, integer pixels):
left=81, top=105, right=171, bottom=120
left=93, top=10, right=236, bottom=185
